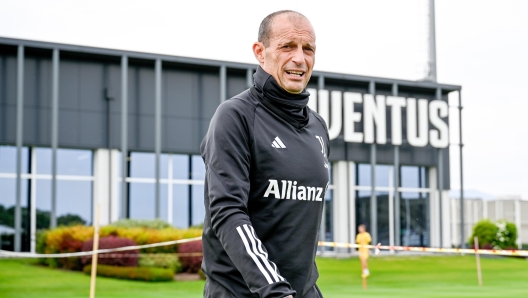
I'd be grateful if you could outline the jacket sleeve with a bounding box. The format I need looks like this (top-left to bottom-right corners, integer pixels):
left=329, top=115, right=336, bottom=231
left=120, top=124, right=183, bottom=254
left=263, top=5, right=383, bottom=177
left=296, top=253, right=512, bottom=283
left=201, top=100, right=296, bottom=298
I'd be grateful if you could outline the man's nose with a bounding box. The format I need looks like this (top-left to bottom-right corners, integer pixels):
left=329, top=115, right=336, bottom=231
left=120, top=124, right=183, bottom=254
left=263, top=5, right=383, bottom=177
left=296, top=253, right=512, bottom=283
left=291, top=46, right=305, bottom=65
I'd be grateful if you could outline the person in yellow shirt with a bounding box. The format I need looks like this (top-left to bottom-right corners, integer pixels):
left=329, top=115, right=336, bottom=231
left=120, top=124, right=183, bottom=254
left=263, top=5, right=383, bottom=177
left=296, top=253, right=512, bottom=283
left=356, top=224, right=371, bottom=278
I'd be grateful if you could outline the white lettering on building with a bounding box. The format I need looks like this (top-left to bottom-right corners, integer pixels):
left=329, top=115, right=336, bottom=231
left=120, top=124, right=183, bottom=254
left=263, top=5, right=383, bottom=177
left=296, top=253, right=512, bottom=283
left=308, top=89, right=449, bottom=148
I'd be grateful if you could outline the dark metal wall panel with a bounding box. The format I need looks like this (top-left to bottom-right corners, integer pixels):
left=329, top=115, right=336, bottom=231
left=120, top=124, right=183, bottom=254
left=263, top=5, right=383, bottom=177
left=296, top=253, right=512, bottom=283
left=160, top=69, right=219, bottom=153
left=227, top=74, right=247, bottom=99
left=128, top=65, right=155, bottom=151
left=200, top=73, right=220, bottom=120
left=0, top=53, right=17, bottom=143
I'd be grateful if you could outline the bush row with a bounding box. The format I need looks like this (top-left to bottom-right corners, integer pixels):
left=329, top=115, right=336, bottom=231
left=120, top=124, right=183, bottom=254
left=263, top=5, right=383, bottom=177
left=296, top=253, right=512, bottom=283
left=83, top=264, right=174, bottom=282
left=37, top=222, right=202, bottom=270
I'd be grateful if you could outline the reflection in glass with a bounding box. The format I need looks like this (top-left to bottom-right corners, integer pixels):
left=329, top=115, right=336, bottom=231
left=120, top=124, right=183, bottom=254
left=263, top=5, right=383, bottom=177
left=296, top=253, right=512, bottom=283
left=36, top=180, right=51, bottom=228
left=172, top=184, right=189, bottom=228
left=159, top=184, right=168, bottom=222
left=130, top=152, right=155, bottom=178
left=172, top=155, right=189, bottom=180
left=0, top=178, right=29, bottom=250
left=400, top=166, right=428, bottom=188
left=0, top=146, right=29, bottom=173
left=57, top=149, right=92, bottom=176
left=57, top=180, right=92, bottom=225
left=36, top=148, right=52, bottom=174
left=357, top=164, right=371, bottom=186
left=400, top=192, right=429, bottom=247
left=192, top=155, right=205, bottom=180
left=192, top=184, right=205, bottom=226
left=129, top=183, right=155, bottom=220
left=355, top=191, right=390, bottom=245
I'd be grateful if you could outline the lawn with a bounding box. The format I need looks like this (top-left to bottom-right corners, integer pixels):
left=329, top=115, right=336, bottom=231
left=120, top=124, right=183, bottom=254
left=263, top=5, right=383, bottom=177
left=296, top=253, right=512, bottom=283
left=1, top=255, right=527, bottom=297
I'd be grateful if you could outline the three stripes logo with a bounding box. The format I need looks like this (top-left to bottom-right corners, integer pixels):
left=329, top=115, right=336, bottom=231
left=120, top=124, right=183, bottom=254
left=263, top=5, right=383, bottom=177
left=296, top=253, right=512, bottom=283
left=236, top=224, right=285, bottom=284
left=271, top=136, right=286, bottom=149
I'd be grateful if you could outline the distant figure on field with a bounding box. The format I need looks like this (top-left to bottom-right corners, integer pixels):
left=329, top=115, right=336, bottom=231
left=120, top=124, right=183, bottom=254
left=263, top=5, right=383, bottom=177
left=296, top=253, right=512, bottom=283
left=356, top=224, right=371, bottom=278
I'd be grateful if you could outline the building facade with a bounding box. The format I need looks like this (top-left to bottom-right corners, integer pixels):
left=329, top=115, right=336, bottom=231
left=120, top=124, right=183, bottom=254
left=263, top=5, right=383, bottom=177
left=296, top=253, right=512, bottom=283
left=450, top=196, right=528, bottom=248
left=0, top=37, right=461, bottom=253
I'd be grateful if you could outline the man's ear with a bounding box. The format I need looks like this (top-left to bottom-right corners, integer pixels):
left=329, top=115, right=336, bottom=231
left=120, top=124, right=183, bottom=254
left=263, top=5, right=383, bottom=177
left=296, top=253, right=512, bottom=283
left=252, top=42, right=265, bottom=65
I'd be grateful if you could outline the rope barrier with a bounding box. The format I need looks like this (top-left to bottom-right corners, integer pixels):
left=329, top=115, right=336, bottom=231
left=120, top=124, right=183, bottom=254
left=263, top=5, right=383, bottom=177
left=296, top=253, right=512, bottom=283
left=0, top=236, right=202, bottom=258
left=2, top=237, right=527, bottom=259
left=318, top=241, right=528, bottom=257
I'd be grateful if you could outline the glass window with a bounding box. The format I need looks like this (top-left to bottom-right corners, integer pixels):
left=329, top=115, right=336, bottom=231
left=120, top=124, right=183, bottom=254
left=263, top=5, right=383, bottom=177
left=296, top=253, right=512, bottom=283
left=57, top=149, right=92, bottom=176
left=192, top=155, right=205, bottom=180
left=172, top=184, right=189, bottom=228
left=129, top=152, right=169, bottom=179
left=357, top=164, right=391, bottom=187
left=0, top=146, right=29, bottom=173
left=400, top=166, right=428, bottom=188
left=129, top=182, right=155, bottom=219
left=192, top=184, right=205, bottom=226
left=36, top=148, right=52, bottom=174
left=130, top=152, right=155, bottom=178
left=0, top=178, right=29, bottom=250
left=172, top=154, right=189, bottom=180
left=159, top=184, right=168, bottom=222
left=57, top=180, right=92, bottom=226
left=35, top=180, right=51, bottom=229
left=375, top=165, right=391, bottom=187
left=160, top=154, right=169, bottom=179
left=357, top=164, right=371, bottom=186
left=355, top=190, right=390, bottom=246
left=399, top=192, right=429, bottom=247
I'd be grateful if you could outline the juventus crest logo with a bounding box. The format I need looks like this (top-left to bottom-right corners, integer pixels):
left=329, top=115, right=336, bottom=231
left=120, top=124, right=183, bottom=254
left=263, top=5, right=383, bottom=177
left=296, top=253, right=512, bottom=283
left=315, top=135, right=326, bottom=158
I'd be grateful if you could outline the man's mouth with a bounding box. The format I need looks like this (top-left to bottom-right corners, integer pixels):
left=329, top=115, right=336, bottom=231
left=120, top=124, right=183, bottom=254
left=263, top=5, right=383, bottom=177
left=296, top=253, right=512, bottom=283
left=286, top=70, right=305, bottom=77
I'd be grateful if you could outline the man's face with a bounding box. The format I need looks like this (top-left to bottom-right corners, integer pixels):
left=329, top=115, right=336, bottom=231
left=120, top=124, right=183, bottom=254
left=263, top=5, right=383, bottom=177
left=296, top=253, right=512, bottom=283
left=254, top=15, right=316, bottom=94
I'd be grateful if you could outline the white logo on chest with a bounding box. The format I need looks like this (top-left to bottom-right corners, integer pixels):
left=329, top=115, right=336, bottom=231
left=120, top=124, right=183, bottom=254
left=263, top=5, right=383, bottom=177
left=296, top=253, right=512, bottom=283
left=263, top=179, right=323, bottom=201
left=315, top=135, right=328, bottom=168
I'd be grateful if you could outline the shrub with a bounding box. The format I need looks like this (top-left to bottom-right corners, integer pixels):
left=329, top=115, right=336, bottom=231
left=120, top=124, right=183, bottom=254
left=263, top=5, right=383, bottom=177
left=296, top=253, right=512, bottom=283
left=99, top=226, right=202, bottom=254
left=178, top=240, right=203, bottom=273
left=494, top=220, right=517, bottom=249
left=139, top=253, right=182, bottom=273
left=469, top=219, right=496, bottom=248
left=109, top=219, right=171, bottom=230
left=82, top=236, right=139, bottom=267
left=83, top=264, right=174, bottom=282
left=469, top=219, right=518, bottom=249
left=40, top=225, right=95, bottom=269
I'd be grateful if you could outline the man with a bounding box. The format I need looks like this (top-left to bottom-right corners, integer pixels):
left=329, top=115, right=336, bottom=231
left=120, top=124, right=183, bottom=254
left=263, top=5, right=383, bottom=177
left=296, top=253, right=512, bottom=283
left=356, top=224, right=371, bottom=278
left=201, top=10, right=329, bottom=298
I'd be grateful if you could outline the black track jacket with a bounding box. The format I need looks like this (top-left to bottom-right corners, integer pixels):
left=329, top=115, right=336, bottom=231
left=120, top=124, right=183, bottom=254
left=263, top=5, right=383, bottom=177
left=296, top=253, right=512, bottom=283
left=201, top=67, right=329, bottom=298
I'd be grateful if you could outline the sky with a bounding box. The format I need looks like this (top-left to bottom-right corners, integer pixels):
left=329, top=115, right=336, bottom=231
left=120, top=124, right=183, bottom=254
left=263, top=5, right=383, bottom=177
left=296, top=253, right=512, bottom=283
left=0, top=0, right=527, bottom=199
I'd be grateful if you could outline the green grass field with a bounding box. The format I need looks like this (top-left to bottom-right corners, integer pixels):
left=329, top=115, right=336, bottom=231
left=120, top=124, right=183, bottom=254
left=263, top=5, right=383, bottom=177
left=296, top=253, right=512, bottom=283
left=1, top=255, right=527, bottom=297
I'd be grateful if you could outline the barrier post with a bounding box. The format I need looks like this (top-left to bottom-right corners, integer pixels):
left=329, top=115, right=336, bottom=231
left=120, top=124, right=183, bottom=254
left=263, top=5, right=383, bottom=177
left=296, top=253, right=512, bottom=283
left=474, top=236, right=483, bottom=286
left=89, top=205, right=101, bottom=298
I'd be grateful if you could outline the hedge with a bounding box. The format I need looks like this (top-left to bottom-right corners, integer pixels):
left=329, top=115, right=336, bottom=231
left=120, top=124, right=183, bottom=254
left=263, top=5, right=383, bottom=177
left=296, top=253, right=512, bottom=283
left=82, top=236, right=139, bottom=268
left=139, top=253, right=182, bottom=273
left=37, top=223, right=202, bottom=269
left=178, top=239, right=203, bottom=273
left=83, top=264, right=174, bottom=282
left=108, top=219, right=172, bottom=230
